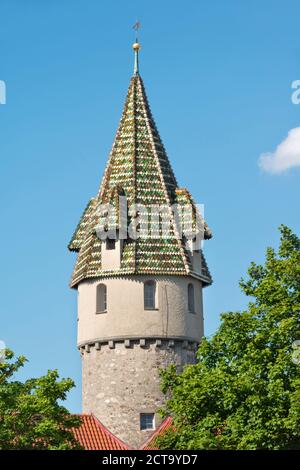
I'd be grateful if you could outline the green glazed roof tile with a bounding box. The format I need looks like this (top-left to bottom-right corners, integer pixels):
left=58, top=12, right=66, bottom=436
left=69, top=73, right=212, bottom=287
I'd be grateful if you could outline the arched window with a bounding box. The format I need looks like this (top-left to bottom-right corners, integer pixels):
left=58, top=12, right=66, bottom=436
left=188, top=283, right=195, bottom=313
left=144, top=280, right=156, bottom=310
left=96, top=284, right=107, bottom=313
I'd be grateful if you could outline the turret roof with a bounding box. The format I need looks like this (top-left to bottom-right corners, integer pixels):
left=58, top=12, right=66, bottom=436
left=69, top=49, right=212, bottom=287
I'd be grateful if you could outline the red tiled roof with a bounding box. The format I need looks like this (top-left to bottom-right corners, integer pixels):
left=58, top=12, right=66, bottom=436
left=72, top=414, right=130, bottom=450
left=140, top=417, right=173, bottom=450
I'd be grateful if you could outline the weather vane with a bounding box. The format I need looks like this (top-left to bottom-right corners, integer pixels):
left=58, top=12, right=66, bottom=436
left=132, top=20, right=141, bottom=41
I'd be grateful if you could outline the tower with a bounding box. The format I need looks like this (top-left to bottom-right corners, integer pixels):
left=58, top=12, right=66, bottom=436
left=68, top=41, right=212, bottom=449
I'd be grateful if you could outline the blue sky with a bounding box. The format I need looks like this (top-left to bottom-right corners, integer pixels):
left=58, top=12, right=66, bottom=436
left=0, top=0, right=299, bottom=413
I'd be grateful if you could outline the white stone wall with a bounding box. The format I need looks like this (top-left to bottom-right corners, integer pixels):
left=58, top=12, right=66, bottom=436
left=81, top=338, right=197, bottom=449
left=77, top=276, right=204, bottom=346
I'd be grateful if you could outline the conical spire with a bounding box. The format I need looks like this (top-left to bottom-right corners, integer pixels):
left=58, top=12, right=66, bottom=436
left=98, top=72, right=178, bottom=207
left=68, top=44, right=212, bottom=287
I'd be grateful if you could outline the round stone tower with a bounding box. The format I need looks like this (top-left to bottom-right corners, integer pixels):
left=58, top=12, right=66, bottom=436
left=68, top=41, right=212, bottom=449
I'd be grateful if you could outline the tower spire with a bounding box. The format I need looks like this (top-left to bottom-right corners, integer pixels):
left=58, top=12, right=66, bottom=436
left=132, top=21, right=141, bottom=74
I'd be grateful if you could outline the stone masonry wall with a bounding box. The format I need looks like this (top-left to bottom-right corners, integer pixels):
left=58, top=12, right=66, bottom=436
left=81, top=338, right=197, bottom=449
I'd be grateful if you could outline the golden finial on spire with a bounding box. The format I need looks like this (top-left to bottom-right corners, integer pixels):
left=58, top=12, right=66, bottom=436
left=132, top=21, right=141, bottom=74
left=132, top=42, right=141, bottom=51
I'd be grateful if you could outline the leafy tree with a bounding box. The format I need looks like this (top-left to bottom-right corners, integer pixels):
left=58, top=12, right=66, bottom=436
left=0, top=349, right=82, bottom=449
left=158, top=225, right=300, bottom=450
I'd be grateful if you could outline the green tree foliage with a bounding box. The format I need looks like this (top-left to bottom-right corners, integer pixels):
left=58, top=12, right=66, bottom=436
left=0, top=350, right=82, bottom=449
left=158, top=225, right=300, bottom=450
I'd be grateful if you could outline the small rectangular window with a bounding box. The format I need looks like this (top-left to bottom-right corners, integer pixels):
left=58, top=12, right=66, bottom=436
left=140, top=413, right=155, bottom=430
left=144, top=281, right=156, bottom=310
left=188, top=283, right=195, bottom=313
left=106, top=239, right=116, bottom=250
